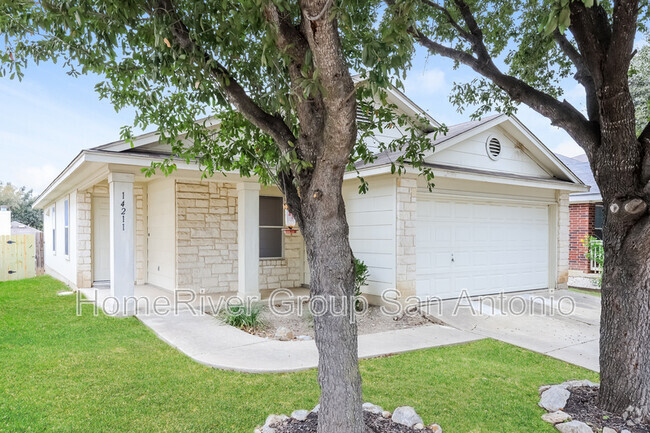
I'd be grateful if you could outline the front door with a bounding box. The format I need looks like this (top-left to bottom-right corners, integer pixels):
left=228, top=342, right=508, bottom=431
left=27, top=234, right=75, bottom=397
left=92, top=195, right=110, bottom=283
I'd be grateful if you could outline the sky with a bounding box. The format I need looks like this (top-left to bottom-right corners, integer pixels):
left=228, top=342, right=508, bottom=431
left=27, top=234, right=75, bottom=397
left=0, top=43, right=595, bottom=195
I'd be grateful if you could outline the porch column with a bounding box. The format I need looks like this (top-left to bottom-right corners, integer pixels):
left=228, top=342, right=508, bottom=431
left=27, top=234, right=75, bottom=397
left=108, top=172, right=135, bottom=316
left=237, top=182, right=260, bottom=299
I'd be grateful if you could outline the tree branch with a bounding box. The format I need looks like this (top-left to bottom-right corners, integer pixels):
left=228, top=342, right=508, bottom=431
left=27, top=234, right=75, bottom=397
left=552, top=30, right=599, bottom=122
left=418, top=0, right=471, bottom=41
left=399, top=0, right=600, bottom=154
left=150, top=0, right=296, bottom=152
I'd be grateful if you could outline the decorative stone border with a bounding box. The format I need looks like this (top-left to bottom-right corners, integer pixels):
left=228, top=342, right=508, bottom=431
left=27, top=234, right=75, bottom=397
left=255, top=403, right=443, bottom=433
left=538, top=380, right=636, bottom=433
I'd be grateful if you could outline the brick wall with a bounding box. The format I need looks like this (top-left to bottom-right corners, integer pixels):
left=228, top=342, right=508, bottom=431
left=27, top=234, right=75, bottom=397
left=395, top=176, right=417, bottom=299
left=569, top=202, right=595, bottom=273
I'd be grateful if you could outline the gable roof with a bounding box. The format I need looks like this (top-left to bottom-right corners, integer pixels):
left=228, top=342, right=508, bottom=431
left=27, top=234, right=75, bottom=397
left=556, top=154, right=601, bottom=202
left=358, top=113, right=584, bottom=187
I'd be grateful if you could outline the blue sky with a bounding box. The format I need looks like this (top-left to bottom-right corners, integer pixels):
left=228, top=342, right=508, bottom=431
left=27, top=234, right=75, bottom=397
left=0, top=43, right=591, bottom=194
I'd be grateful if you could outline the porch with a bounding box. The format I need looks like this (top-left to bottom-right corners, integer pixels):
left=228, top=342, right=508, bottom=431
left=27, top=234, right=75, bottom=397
left=74, top=166, right=307, bottom=316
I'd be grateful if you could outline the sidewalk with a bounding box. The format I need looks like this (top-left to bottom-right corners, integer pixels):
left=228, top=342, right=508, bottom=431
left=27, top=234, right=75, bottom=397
left=80, top=286, right=484, bottom=373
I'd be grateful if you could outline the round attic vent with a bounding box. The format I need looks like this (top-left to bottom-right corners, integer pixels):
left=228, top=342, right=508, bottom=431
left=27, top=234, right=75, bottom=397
left=486, top=136, right=502, bottom=160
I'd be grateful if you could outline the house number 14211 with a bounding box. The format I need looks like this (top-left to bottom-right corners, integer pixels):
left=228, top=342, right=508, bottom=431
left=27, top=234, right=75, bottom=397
left=121, top=192, right=127, bottom=231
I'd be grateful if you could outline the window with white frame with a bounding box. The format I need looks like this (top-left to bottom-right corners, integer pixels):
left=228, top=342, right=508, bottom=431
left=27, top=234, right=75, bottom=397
left=64, top=199, right=69, bottom=257
left=52, top=205, right=56, bottom=253
left=259, top=196, right=283, bottom=259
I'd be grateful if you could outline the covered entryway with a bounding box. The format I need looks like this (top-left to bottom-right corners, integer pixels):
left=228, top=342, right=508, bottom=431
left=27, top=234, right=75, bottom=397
left=416, top=195, right=549, bottom=299
left=92, top=195, right=110, bottom=284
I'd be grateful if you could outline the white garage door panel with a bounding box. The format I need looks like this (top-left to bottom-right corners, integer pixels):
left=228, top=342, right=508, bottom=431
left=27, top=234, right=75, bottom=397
left=416, top=197, right=549, bottom=299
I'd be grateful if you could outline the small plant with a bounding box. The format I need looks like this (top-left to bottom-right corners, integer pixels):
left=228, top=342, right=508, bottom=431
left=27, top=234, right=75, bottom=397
left=221, top=304, right=263, bottom=330
left=581, top=235, right=604, bottom=287
left=354, top=258, right=370, bottom=312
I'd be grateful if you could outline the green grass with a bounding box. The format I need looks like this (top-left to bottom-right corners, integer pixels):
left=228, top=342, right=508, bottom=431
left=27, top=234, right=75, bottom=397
left=570, top=287, right=602, bottom=297
left=0, top=276, right=598, bottom=432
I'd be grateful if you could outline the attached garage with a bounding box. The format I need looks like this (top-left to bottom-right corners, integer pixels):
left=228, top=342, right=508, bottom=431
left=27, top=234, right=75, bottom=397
left=345, top=111, right=588, bottom=304
left=416, top=195, right=550, bottom=299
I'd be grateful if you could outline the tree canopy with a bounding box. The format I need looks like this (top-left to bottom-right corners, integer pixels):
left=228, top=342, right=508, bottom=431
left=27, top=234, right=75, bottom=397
left=1, top=0, right=438, bottom=196
left=0, top=182, right=43, bottom=230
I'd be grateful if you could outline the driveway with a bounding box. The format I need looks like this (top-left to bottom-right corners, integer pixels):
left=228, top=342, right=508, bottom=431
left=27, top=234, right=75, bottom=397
left=422, top=289, right=601, bottom=372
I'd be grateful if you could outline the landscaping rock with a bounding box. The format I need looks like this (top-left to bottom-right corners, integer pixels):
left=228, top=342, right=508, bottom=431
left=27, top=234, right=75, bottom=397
left=311, top=404, right=319, bottom=413
left=290, top=410, right=309, bottom=421
left=391, top=406, right=423, bottom=427
left=382, top=410, right=392, bottom=418
left=602, top=428, right=617, bottom=433
left=264, top=414, right=288, bottom=429
left=413, top=423, right=424, bottom=429
left=560, top=380, right=599, bottom=389
left=295, top=335, right=312, bottom=341
left=274, top=327, right=294, bottom=341
left=542, top=411, right=572, bottom=424
left=429, top=424, right=442, bottom=432
left=540, top=386, right=571, bottom=412
left=554, top=420, right=593, bottom=433
left=363, top=402, right=384, bottom=414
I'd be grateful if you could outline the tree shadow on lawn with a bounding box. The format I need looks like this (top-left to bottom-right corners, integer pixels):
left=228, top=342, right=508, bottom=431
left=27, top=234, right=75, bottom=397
left=0, top=276, right=598, bottom=433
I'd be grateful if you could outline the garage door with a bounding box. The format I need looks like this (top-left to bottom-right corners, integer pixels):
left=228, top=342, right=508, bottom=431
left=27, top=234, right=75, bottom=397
left=416, top=196, right=549, bottom=300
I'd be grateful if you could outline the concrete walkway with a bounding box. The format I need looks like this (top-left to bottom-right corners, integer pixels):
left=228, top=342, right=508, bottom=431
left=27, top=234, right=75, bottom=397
left=80, top=286, right=483, bottom=373
left=423, top=289, right=601, bottom=372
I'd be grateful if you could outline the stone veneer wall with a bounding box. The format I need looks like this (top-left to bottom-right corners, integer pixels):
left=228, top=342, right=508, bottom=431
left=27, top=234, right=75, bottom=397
left=175, top=180, right=306, bottom=293
left=176, top=181, right=239, bottom=293
left=259, top=230, right=305, bottom=291
left=557, top=191, right=571, bottom=288
left=76, top=190, right=92, bottom=289
left=395, top=176, right=417, bottom=299
left=134, top=184, right=146, bottom=284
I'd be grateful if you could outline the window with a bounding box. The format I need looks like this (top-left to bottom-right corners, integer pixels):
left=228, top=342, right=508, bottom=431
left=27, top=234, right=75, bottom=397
left=594, top=204, right=604, bottom=240
left=52, top=205, right=56, bottom=253
left=64, top=199, right=70, bottom=257
left=259, top=196, right=283, bottom=259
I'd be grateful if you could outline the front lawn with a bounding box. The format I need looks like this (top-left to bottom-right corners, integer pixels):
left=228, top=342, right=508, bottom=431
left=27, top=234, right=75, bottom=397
left=0, top=277, right=598, bottom=432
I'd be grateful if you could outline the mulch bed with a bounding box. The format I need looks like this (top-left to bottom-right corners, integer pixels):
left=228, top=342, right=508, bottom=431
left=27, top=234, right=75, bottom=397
left=272, top=412, right=426, bottom=433
left=564, top=386, right=650, bottom=433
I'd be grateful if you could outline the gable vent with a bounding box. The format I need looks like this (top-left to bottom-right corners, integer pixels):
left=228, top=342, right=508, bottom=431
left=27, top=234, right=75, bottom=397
left=486, top=136, right=501, bottom=160
left=356, top=107, right=372, bottom=125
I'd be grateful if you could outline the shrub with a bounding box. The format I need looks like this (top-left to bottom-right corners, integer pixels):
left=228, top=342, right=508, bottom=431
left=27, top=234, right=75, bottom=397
left=354, top=258, right=370, bottom=312
left=221, top=304, right=263, bottom=330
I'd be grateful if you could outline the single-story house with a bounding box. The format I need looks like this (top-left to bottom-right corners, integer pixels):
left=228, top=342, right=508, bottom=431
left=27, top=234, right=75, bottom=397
left=555, top=155, right=603, bottom=275
left=33, top=87, right=587, bottom=312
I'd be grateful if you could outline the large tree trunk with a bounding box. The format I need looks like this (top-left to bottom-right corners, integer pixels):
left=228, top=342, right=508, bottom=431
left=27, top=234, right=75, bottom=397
left=599, top=218, right=650, bottom=418
left=299, top=171, right=364, bottom=433
left=593, top=81, right=650, bottom=418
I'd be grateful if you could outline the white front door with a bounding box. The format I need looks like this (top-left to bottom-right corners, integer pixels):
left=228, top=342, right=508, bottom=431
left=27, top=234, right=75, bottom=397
left=92, top=196, right=110, bottom=282
left=416, top=196, right=549, bottom=300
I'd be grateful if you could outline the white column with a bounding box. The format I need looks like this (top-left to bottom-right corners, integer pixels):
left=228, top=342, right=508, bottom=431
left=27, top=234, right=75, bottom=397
left=237, top=182, right=260, bottom=299
left=108, top=172, right=135, bottom=316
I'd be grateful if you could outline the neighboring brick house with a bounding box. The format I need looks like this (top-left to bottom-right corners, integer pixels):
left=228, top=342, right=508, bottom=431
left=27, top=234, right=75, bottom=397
left=556, top=155, right=603, bottom=275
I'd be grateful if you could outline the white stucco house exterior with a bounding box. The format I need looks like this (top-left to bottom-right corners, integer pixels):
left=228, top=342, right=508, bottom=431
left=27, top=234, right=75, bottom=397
left=33, top=87, right=587, bottom=310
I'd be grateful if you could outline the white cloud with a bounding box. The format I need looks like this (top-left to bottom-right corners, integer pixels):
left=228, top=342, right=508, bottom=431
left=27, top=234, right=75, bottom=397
left=552, top=140, right=585, bottom=158
left=404, top=68, right=448, bottom=96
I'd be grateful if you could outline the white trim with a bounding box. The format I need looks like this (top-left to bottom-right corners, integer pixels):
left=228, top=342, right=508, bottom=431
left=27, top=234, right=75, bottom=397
left=569, top=193, right=602, bottom=203
left=417, top=189, right=558, bottom=205
left=346, top=164, right=589, bottom=192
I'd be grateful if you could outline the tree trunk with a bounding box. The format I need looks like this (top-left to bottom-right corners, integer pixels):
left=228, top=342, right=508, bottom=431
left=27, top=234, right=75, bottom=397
left=593, top=82, right=650, bottom=418
left=299, top=174, right=365, bottom=433
left=598, top=210, right=650, bottom=418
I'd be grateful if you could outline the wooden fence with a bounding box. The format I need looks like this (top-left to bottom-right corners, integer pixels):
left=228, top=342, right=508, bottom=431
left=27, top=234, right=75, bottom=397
left=0, top=234, right=44, bottom=282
